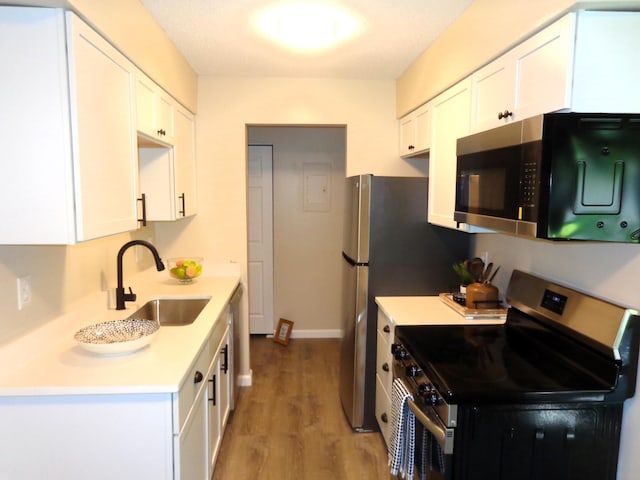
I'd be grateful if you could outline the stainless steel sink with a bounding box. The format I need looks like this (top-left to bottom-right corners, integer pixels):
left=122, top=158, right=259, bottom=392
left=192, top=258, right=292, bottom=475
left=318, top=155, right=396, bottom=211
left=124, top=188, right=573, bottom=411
left=127, top=298, right=210, bottom=326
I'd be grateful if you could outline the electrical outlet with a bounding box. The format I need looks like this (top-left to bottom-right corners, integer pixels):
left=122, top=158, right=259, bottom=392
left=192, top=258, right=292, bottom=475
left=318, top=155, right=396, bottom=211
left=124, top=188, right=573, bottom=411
left=17, top=275, right=32, bottom=310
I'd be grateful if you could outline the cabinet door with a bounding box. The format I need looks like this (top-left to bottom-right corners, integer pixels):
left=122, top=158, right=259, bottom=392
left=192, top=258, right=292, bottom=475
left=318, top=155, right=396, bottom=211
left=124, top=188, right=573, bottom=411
left=413, top=102, right=431, bottom=153
left=0, top=8, right=73, bottom=244
left=156, top=89, right=175, bottom=144
left=399, top=114, right=415, bottom=156
left=136, top=73, right=157, bottom=138
left=470, top=14, right=574, bottom=134
left=207, top=356, right=222, bottom=476
left=67, top=13, right=138, bottom=241
left=174, top=105, right=197, bottom=218
left=136, top=70, right=175, bottom=144
left=428, top=79, right=473, bottom=230
left=512, top=13, right=574, bottom=121
left=219, top=340, right=231, bottom=428
left=470, top=56, right=516, bottom=133
left=139, top=146, right=176, bottom=221
left=399, top=102, right=430, bottom=157
left=176, top=387, right=208, bottom=480
left=0, top=9, right=138, bottom=244
left=375, top=374, right=391, bottom=446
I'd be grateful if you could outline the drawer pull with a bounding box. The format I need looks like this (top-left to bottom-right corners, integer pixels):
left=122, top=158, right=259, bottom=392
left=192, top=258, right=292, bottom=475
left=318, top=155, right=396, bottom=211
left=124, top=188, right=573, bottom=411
left=221, top=344, right=229, bottom=374
left=381, top=412, right=388, bottom=424
left=194, top=371, right=204, bottom=384
left=209, top=374, right=217, bottom=405
left=382, top=363, right=390, bottom=372
left=383, top=325, right=390, bottom=333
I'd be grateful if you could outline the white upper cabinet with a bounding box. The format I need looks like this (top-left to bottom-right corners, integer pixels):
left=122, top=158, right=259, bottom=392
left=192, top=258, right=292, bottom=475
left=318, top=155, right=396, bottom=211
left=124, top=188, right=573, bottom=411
left=139, top=104, right=197, bottom=221
left=428, top=79, right=473, bottom=230
left=470, top=11, right=640, bottom=134
left=571, top=11, right=640, bottom=113
left=399, top=102, right=431, bottom=157
left=470, top=14, right=574, bottom=134
left=0, top=7, right=138, bottom=244
left=174, top=104, right=198, bottom=218
left=136, top=70, right=176, bottom=145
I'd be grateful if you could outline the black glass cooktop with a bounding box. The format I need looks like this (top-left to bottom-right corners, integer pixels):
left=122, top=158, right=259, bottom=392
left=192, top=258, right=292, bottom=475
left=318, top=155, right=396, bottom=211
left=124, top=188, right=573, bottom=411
left=395, top=310, right=620, bottom=404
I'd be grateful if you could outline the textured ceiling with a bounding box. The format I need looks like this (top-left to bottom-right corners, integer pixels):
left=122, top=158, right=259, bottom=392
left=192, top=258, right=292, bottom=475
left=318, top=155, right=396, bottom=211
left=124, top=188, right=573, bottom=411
left=140, top=0, right=473, bottom=79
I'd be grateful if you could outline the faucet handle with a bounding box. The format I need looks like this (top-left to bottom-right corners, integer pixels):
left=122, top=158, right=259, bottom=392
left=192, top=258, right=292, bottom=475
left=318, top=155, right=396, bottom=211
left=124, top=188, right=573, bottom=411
left=124, top=287, right=136, bottom=302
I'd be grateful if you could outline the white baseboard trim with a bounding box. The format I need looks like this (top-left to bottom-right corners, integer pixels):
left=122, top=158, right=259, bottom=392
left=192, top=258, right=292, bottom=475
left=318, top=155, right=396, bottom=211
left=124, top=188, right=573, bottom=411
left=290, top=329, right=342, bottom=339
left=237, top=370, right=253, bottom=387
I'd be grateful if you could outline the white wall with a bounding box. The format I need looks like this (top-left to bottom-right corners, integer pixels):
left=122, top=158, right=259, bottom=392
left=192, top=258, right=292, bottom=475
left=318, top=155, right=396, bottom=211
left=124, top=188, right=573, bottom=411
left=248, top=127, right=346, bottom=336
left=0, top=228, right=157, bottom=344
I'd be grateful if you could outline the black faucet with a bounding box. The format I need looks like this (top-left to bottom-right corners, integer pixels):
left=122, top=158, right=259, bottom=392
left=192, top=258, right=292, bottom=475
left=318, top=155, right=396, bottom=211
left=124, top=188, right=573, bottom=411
left=116, top=240, right=165, bottom=310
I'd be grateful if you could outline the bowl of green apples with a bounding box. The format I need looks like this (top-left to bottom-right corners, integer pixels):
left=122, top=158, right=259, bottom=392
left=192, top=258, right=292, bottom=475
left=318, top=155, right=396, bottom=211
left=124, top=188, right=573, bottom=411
left=167, top=257, right=203, bottom=284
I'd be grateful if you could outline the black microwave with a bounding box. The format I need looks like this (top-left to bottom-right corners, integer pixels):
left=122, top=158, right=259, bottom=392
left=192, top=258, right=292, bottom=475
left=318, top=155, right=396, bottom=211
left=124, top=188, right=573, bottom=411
left=454, top=113, right=640, bottom=243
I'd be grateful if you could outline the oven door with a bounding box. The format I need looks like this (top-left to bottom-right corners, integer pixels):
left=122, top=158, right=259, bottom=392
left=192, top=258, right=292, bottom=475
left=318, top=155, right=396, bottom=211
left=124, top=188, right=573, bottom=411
left=406, top=398, right=454, bottom=480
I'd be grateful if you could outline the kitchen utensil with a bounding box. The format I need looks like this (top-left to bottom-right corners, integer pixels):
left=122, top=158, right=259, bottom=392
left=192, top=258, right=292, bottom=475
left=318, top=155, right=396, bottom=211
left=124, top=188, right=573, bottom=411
left=468, top=257, right=485, bottom=283
left=482, top=262, right=493, bottom=283
left=489, top=266, right=500, bottom=284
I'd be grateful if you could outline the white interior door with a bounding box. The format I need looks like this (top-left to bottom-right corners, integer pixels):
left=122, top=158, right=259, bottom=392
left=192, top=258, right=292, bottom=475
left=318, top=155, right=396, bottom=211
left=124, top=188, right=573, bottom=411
left=248, top=145, right=274, bottom=334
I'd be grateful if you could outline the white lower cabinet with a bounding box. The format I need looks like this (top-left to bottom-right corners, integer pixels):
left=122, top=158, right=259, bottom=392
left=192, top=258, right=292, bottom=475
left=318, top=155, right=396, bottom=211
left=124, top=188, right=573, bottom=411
left=207, top=330, right=231, bottom=474
left=375, top=309, right=394, bottom=446
left=0, top=318, right=232, bottom=480
left=176, top=387, right=208, bottom=480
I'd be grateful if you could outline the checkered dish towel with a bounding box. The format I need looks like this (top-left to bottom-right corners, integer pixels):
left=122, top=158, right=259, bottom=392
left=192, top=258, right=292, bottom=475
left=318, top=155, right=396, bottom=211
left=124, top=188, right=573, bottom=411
left=388, top=378, right=415, bottom=479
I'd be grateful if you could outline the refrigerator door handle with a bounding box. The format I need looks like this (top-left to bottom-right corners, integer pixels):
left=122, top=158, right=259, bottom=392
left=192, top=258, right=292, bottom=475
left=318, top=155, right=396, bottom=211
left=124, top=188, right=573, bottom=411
left=343, top=251, right=367, bottom=267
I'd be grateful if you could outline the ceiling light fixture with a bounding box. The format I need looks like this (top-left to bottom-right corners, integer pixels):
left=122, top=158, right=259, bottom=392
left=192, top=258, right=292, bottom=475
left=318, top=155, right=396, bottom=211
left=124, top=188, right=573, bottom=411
left=254, top=3, right=361, bottom=52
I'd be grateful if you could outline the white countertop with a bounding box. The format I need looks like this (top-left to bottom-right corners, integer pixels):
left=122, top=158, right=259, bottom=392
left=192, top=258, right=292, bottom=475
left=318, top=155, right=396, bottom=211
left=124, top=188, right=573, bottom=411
left=376, top=295, right=506, bottom=326
left=0, top=266, right=240, bottom=397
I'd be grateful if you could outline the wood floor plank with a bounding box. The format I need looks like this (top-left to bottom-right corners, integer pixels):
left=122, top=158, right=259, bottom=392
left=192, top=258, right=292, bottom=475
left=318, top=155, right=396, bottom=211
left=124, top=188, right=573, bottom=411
left=212, top=336, right=390, bottom=479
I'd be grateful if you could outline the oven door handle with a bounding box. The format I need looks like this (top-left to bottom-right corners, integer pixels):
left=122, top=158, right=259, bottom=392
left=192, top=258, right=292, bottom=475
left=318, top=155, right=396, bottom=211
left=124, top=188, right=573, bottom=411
left=407, top=398, right=447, bottom=447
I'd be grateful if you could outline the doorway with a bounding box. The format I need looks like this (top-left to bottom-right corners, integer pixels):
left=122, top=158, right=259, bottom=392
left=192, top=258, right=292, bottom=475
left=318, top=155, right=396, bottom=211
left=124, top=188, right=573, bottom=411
left=247, top=126, right=346, bottom=338
left=247, top=145, right=275, bottom=334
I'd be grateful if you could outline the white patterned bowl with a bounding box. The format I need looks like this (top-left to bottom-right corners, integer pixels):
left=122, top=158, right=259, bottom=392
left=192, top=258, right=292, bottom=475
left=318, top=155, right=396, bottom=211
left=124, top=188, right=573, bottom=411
left=74, top=318, right=159, bottom=355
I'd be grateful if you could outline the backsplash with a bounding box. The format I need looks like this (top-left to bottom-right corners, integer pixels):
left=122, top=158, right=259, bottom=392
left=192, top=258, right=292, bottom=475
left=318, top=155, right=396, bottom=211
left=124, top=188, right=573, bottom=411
left=0, top=229, right=155, bottom=345
left=474, top=232, right=639, bottom=310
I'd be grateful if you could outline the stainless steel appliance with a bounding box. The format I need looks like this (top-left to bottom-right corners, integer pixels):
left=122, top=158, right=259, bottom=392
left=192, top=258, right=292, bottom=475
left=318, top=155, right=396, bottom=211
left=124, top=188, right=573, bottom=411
left=339, top=174, right=470, bottom=431
left=392, top=270, right=640, bottom=479
left=454, top=113, right=640, bottom=242
left=228, top=284, right=242, bottom=409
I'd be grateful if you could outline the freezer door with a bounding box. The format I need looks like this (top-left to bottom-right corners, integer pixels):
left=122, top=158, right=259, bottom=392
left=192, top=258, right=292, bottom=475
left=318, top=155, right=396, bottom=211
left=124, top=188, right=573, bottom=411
left=343, top=174, right=371, bottom=264
left=339, top=253, right=369, bottom=429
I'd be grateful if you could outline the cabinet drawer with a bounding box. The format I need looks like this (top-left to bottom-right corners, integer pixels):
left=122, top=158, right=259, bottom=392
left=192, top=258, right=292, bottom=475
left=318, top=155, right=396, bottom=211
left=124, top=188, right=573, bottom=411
left=375, top=374, right=391, bottom=446
left=376, top=330, right=393, bottom=396
left=174, top=342, right=212, bottom=433
left=377, top=310, right=392, bottom=344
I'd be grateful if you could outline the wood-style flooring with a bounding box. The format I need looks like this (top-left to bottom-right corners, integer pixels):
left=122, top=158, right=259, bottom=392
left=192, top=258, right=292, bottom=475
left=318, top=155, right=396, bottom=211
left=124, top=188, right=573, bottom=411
left=212, top=336, right=390, bottom=480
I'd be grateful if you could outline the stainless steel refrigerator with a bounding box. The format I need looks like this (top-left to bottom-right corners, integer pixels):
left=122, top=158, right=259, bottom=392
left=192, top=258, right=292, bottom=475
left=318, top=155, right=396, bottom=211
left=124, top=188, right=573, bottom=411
left=339, top=174, right=471, bottom=431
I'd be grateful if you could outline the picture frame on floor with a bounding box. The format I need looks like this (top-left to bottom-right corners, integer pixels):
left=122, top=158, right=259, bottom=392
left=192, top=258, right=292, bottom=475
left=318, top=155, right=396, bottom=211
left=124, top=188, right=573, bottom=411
left=274, top=318, right=294, bottom=345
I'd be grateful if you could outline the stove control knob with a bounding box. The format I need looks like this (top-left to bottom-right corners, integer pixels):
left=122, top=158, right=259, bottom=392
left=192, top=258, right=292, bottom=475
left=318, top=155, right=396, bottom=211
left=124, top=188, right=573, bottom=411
left=427, top=393, right=440, bottom=406
left=405, top=364, right=422, bottom=377
left=417, top=382, right=431, bottom=396
left=391, top=344, right=410, bottom=360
